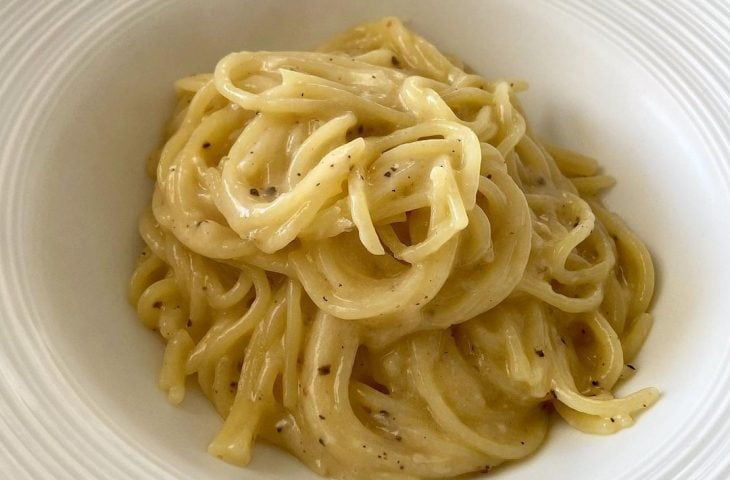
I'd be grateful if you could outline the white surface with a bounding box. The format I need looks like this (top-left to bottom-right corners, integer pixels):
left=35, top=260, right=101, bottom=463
left=0, top=1, right=728, bottom=479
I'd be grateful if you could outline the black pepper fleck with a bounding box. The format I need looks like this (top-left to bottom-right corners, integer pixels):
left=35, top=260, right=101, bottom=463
left=318, top=365, right=331, bottom=375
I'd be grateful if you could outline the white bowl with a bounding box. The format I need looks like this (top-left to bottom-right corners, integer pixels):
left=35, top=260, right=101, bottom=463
left=1, top=1, right=728, bottom=479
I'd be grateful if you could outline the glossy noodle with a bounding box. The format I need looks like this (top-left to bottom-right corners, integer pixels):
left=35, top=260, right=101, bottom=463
left=128, top=17, right=659, bottom=479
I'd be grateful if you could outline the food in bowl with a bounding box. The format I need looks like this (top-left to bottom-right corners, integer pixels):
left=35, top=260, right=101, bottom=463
left=128, top=17, right=658, bottom=479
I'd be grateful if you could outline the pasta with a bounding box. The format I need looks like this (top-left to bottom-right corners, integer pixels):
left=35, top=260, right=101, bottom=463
left=128, top=17, right=659, bottom=478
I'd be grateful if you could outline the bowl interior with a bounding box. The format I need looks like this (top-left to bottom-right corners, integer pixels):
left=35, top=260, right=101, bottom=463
left=19, top=1, right=729, bottom=478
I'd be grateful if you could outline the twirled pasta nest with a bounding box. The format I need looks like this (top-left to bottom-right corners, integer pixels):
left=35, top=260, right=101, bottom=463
left=129, top=17, right=658, bottom=479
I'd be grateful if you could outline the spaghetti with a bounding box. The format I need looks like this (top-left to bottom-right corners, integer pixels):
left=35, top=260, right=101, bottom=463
left=129, top=17, right=658, bottom=479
